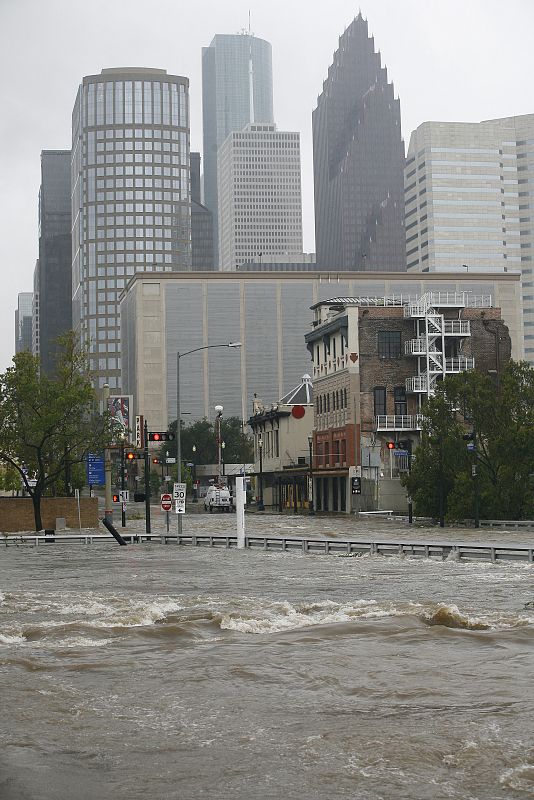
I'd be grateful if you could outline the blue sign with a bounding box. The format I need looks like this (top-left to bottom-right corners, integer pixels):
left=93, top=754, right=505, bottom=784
left=467, top=443, right=476, bottom=452
left=86, top=452, right=105, bottom=485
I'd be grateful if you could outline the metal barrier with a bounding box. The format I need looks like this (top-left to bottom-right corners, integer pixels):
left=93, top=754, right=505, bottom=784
left=1, top=532, right=532, bottom=564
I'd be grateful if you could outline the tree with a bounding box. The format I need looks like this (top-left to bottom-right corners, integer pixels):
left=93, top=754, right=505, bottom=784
left=163, top=416, right=253, bottom=465
left=403, top=361, right=534, bottom=521
left=0, top=333, right=114, bottom=531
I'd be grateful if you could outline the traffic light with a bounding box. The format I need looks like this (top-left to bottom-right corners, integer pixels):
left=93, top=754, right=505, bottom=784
left=126, top=451, right=135, bottom=461
left=125, top=451, right=143, bottom=460
left=112, top=493, right=120, bottom=503
left=148, top=431, right=175, bottom=442
left=386, top=441, right=395, bottom=450
left=152, top=457, right=161, bottom=464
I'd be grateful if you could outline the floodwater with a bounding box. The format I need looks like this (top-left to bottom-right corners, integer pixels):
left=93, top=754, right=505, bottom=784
left=1, top=513, right=533, bottom=799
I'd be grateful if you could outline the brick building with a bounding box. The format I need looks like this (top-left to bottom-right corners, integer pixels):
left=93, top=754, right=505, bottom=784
left=305, top=291, right=512, bottom=513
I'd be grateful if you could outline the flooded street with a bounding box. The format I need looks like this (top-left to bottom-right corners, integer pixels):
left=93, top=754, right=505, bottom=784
left=1, top=513, right=533, bottom=798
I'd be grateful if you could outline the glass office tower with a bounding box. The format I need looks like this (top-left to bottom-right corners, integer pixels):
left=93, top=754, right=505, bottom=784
left=71, top=67, right=191, bottom=390
left=313, top=14, right=405, bottom=272
left=202, top=33, right=273, bottom=267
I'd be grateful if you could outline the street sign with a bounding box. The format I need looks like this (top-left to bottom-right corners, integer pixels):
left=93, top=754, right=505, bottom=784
left=166, top=457, right=176, bottom=464
left=119, top=490, right=129, bottom=503
left=164, top=475, right=172, bottom=482
left=135, top=415, right=144, bottom=449
left=467, top=442, right=476, bottom=452
left=173, top=482, right=186, bottom=514
left=161, top=493, right=172, bottom=512
left=393, top=450, right=409, bottom=457
left=86, top=452, right=105, bottom=485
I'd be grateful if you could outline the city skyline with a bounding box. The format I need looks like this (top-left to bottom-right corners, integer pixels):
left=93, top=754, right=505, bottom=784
left=1, top=0, right=534, bottom=370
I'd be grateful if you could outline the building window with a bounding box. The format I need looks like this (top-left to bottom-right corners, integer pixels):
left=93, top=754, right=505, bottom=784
left=378, top=331, right=402, bottom=358
left=374, top=387, right=386, bottom=417
left=394, top=386, right=407, bottom=416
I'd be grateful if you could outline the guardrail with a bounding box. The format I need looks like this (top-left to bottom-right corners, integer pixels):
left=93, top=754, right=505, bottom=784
left=2, top=532, right=532, bottom=563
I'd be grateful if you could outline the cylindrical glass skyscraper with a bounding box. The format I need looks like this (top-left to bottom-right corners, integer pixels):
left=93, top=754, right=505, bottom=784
left=71, top=68, right=191, bottom=390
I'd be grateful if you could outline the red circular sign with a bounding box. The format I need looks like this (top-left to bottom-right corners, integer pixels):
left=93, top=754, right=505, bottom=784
left=291, top=405, right=305, bottom=419
left=161, top=493, right=172, bottom=511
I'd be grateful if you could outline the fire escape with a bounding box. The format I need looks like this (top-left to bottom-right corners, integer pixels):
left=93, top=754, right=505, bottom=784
left=404, top=292, right=475, bottom=401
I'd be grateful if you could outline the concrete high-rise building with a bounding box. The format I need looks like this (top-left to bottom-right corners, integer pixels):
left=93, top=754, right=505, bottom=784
left=202, top=33, right=274, bottom=266
left=404, top=115, right=534, bottom=362
left=15, top=293, right=33, bottom=354
left=190, top=152, right=214, bottom=270
left=312, top=13, right=405, bottom=272
left=33, top=150, right=72, bottom=375
left=218, top=123, right=303, bottom=270
left=71, top=67, right=191, bottom=390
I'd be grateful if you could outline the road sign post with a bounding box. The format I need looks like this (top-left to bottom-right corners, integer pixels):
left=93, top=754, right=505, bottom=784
left=161, top=492, right=172, bottom=537
left=173, top=482, right=186, bottom=518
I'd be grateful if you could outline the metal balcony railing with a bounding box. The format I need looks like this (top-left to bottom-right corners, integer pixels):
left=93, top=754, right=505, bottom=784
left=445, top=356, right=475, bottom=373
left=376, top=415, right=424, bottom=431
left=444, top=320, right=471, bottom=336
left=405, top=339, right=441, bottom=356
left=406, top=376, right=428, bottom=392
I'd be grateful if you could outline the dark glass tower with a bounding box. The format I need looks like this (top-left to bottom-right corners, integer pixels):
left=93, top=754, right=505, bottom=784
left=313, top=14, right=405, bottom=272
left=35, top=150, right=72, bottom=375
left=190, top=152, right=214, bottom=270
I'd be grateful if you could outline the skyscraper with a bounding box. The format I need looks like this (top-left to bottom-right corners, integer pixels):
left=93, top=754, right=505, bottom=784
left=312, top=14, right=405, bottom=271
left=34, top=150, right=72, bottom=375
left=190, top=152, right=214, bottom=270
left=71, top=68, right=191, bottom=390
left=15, top=293, right=33, bottom=354
left=404, top=115, right=534, bottom=363
left=217, top=123, right=303, bottom=269
left=202, top=33, right=274, bottom=266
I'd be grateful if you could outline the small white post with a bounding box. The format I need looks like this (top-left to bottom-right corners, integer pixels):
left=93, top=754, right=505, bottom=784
left=236, top=476, right=246, bottom=549
left=75, top=488, right=82, bottom=532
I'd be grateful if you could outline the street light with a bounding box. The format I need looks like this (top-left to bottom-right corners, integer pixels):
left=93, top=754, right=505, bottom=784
left=215, top=405, right=223, bottom=481
left=257, top=435, right=264, bottom=511
left=308, top=434, right=315, bottom=515
left=176, top=342, right=241, bottom=538
left=191, top=444, right=198, bottom=502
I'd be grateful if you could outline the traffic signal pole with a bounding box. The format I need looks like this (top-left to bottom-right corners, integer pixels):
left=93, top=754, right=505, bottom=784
left=144, top=419, right=151, bottom=535
left=120, top=438, right=126, bottom=528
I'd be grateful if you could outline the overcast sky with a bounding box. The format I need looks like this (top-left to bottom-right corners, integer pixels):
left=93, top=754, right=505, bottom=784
left=1, top=0, right=533, bottom=372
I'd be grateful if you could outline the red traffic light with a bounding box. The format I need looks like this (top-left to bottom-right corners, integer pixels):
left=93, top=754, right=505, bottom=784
left=148, top=431, right=175, bottom=442
left=126, top=452, right=135, bottom=460
left=152, top=458, right=160, bottom=464
left=112, top=494, right=120, bottom=503
left=386, top=441, right=395, bottom=450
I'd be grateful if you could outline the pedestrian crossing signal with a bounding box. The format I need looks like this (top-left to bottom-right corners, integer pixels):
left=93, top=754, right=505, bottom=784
left=112, top=494, right=120, bottom=503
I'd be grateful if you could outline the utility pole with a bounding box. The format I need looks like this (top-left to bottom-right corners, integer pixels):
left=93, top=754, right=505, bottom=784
left=103, top=383, right=112, bottom=523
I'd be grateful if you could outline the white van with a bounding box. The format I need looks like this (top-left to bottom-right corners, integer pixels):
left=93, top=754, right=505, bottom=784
left=204, top=485, right=234, bottom=513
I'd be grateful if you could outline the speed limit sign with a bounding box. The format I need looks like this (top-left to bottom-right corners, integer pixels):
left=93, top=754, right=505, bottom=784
left=173, top=482, right=186, bottom=514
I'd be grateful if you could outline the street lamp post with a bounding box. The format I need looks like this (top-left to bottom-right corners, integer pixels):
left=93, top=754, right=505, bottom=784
left=221, top=441, right=226, bottom=476
left=192, top=444, right=198, bottom=502
left=176, top=343, right=241, bottom=539
left=308, top=434, right=315, bottom=515
left=257, top=435, right=264, bottom=511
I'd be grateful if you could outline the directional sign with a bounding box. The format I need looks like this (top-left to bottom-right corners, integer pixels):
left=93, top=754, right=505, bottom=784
left=119, top=490, right=129, bottom=503
left=173, top=482, right=186, bottom=514
left=86, top=452, right=105, bottom=485
left=165, top=457, right=176, bottom=464
left=161, top=493, right=172, bottom=512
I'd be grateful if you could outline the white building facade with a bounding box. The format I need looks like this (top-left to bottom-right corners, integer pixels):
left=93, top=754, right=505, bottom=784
left=217, top=123, right=303, bottom=270
left=404, top=115, right=534, bottom=362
